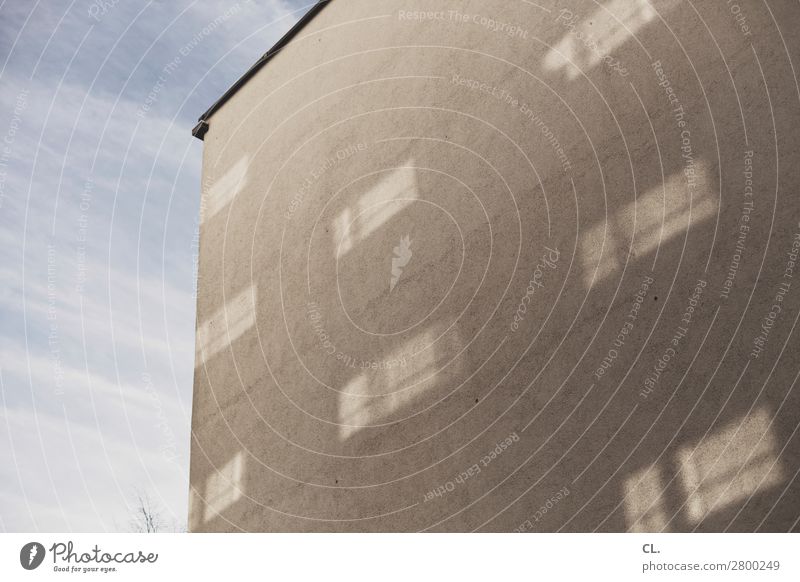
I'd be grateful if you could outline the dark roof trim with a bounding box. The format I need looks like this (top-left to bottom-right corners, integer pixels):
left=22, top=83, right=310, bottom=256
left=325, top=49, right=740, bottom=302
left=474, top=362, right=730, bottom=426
left=192, top=0, right=332, bottom=140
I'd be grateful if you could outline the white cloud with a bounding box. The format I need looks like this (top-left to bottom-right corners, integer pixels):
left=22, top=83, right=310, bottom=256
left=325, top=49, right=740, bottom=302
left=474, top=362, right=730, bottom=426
left=0, top=0, right=309, bottom=531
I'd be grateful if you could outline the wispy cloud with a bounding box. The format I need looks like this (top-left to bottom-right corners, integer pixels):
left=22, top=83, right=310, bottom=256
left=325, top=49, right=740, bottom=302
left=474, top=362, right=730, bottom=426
left=0, top=0, right=311, bottom=531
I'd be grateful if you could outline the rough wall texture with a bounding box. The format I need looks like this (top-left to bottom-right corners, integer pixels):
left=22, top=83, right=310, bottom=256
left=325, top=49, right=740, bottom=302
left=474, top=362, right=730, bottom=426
left=189, top=0, right=800, bottom=531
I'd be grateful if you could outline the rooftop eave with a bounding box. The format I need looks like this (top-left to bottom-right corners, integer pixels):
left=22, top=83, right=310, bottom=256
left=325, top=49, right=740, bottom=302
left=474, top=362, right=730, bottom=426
left=191, top=0, right=331, bottom=141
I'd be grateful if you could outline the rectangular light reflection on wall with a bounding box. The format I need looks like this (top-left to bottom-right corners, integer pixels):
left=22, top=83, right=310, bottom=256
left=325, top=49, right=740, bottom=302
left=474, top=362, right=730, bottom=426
left=200, top=156, right=249, bottom=224
left=203, top=451, right=245, bottom=523
left=333, top=161, right=418, bottom=258
left=678, top=408, right=784, bottom=525
left=195, top=285, right=257, bottom=365
left=580, top=162, right=713, bottom=288
left=543, top=0, right=680, bottom=80
left=624, top=462, right=670, bottom=532
left=337, top=328, right=440, bottom=441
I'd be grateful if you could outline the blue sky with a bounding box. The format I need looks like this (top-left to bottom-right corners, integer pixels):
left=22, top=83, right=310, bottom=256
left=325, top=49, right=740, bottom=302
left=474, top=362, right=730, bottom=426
left=0, top=0, right=310, bottom=532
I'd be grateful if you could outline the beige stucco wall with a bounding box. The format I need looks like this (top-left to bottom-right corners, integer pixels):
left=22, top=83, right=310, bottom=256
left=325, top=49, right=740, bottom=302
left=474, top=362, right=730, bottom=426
left=189, top=0, right=800, bottom=531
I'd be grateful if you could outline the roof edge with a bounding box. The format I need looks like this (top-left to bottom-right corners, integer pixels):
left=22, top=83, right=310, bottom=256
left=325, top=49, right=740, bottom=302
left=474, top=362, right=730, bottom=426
left=192, top=0, right=332, bottom=141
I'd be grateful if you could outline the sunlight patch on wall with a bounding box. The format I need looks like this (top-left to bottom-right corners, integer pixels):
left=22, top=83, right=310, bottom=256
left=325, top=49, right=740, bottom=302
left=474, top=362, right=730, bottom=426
left=544, top=0, right=665, bottom=80
left=333, top=162, right=418, bottom=258
left=337, top=328, right=442, bottom=441
left=203, top=451, right=245, bottom=523
left=195, top=285, right=256, bottom=365
left=200, top=156, right=249, bottom=224
left=188, top=486, right=201, bottom=530
left=580, top=162, right=713, bottom=288
left=678, top=408, right=784, bottom=525
left=624, top=462, right=670, bottom=532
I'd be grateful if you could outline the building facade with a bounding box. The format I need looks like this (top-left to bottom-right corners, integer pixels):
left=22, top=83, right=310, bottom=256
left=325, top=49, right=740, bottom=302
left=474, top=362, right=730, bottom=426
left=189, top=0, right=800, bottom=531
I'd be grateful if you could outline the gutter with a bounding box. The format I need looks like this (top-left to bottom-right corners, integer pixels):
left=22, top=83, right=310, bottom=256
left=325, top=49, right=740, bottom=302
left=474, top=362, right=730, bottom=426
left=192, top=0, right=332, bottom=140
